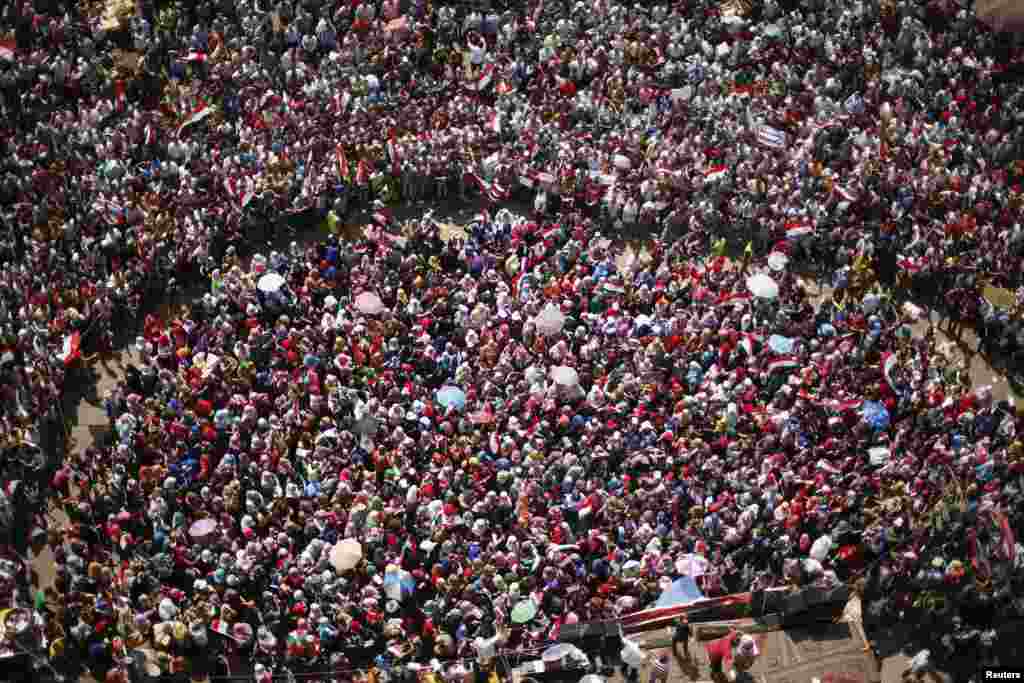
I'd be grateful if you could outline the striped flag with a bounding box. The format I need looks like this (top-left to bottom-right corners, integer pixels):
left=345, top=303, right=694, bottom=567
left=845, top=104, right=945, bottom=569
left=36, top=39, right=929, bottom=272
left=755, top=124, right=786, bottom=148
left=465, top=173, right=510, bottom=203
left=177, top=105, right=215, bottom=138
left=705, top=164, right=728, bottom=182
left=767, top=356, right=800, bottom=374
left=825, top=398, right=863, bottom=413
left=785, top=221, right=814, bottom=240
left=487, top=111, right=501, bottom=135
left=185, top=51, right=207, bottom=62
left=0, top=39, right=14, bottom=62
left=355, top=159, right=370, bottom=186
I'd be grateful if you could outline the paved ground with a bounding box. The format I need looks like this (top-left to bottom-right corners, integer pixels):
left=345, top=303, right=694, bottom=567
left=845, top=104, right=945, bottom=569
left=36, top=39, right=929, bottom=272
left=29, top=217, right=1008, bottom=683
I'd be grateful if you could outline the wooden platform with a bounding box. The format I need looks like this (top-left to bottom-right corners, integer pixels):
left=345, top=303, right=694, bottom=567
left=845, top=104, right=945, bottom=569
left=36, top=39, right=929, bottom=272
left=616, top=615, right=880, bottom=683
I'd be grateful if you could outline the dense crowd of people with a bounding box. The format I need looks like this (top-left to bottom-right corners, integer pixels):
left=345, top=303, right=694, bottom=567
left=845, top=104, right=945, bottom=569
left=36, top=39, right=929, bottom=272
left=1, top=0, right=1024, bottom=680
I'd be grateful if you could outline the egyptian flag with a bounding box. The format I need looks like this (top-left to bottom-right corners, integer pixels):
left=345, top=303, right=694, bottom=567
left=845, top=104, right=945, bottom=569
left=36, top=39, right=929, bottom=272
left=185, top=50, right=207, bottom=62
left=0, top=39, right=14, bottom=62
left=465, top=173, right=510, bottom=203
left=144, top=124, right=156, bottom=147
left=785, top=220, right=814, bottom=240
left=336, top=144, right=349, bottom=181
left=767, top=356, right=800, bottom=374
left=61, top=332, right=82, bottom=367
left=704, top=164, right=728, bottom=183
left=177, top=103, right=215, bottom=138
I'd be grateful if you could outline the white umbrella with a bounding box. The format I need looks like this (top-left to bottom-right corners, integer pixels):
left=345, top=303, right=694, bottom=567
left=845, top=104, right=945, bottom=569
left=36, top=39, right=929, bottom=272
left=354, top=291, right=387, bottom=315
left=329, top=539, right=363, bottom=572
left=542, top=644, right=579, bottom=662
left=551, top=366, right=579, bottom=387
left=767, top=251, right=789, bottom=271
left=746, top=273, right=780, bottom=299
left=257, top=272, right=286, bottom=293
left=533, top=304, right=566, bottom=336
left=436, top=386, right=467, bottom=410
left=675, top=553, right=710, bottom=578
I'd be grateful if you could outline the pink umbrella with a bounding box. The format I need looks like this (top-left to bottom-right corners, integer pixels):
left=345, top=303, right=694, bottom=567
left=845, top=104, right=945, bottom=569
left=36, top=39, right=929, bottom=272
left=355, top=291, right=387, bottom=315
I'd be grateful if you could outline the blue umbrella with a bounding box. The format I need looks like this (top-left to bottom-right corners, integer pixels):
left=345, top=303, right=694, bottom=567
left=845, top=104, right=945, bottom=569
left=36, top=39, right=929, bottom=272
left=436, top=386, right=467, bottom=411
left=767, top=335, right=796, bottom=354
left=654, top=577, right=705, bottom=608
left=384, top=569, right=417, bottom=601
left=862, top=400, right=891, bottom=431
